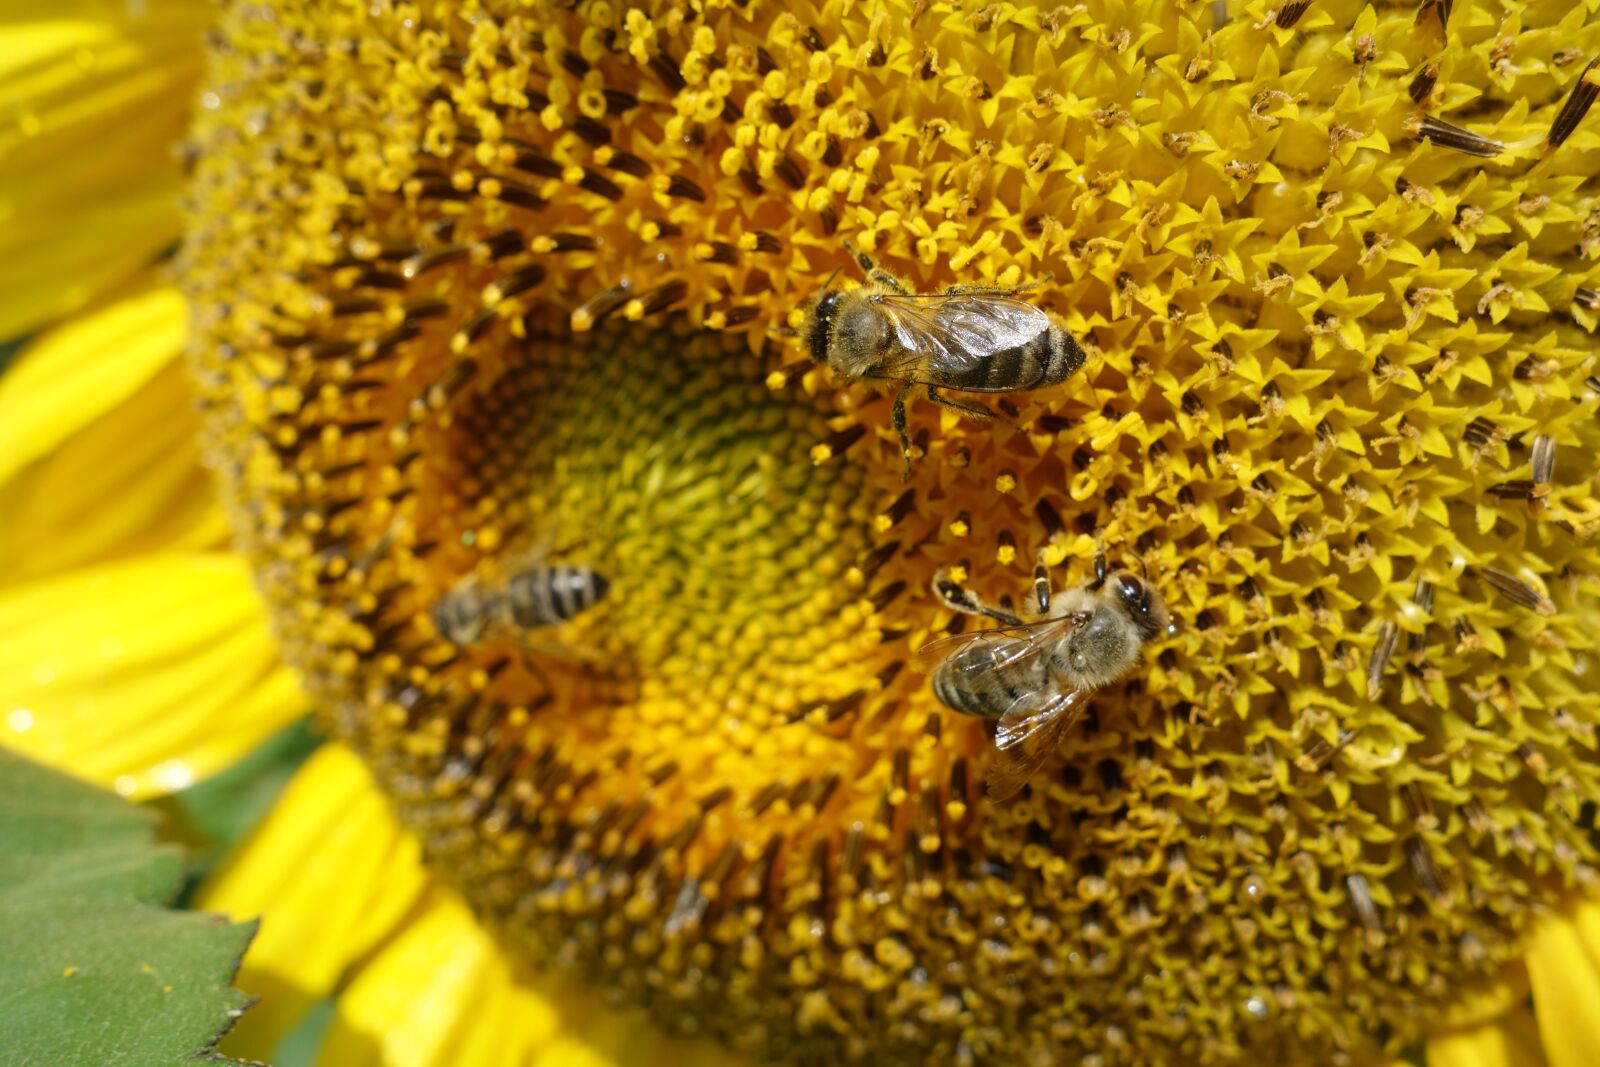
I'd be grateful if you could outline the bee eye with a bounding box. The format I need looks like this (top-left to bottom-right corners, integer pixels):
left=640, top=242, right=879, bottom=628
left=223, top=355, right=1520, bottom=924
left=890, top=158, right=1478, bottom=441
left=1117, top=576, right=1147, bottom=610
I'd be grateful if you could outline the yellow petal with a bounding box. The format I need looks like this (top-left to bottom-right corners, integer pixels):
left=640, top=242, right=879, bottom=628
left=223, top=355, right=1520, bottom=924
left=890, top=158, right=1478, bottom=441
left=1527, top=898, right=1600, bottom=1067
left=311, top=892, right=524, bottom=1067
left=1440, top=961, right=1532, bottom=1032
left=1427, top=1007, right=1548, bottom=1067
left=0, top=355, right=228, bottom=587
left=0, top=280, right=187, bottom=486
left=0, top=279, right=227, bottom=586
left=0, top=552, right=302, bottom=798
left=200, top=743, right=430, bottom=1059
left=0, top=3, right=208, bottom=337
left=314, top=889, right=741, bottom=1067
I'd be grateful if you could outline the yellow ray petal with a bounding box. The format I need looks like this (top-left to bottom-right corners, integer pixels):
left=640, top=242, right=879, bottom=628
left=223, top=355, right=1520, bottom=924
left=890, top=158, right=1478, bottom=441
left=1439, top=962, right=1532, bottom=1033
left=0, top=279, right=226, bottom=585
left=313, top=888, right=740, bottom=1067
left=311, top=892, right=521, bottom=1067
left=0, top=355, right=228, bottom=587
left=0, top=2, right=208, bottom=338
left=200, top=744, right=430, bottom=1059
left=541, top=993, right=754, bottom=1067
left=0, top=552, right=302, bottom=798
left=1527, top=898, right=1600, bottom=1067
left=1427, top=1007, right=1548, bottom=1067
left=0, top=280, right=186, bottom=486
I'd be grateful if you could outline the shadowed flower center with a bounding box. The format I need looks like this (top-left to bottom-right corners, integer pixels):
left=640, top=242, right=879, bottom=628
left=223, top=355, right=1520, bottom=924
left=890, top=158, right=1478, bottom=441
left=179, top=1, right=1600, bottom=1064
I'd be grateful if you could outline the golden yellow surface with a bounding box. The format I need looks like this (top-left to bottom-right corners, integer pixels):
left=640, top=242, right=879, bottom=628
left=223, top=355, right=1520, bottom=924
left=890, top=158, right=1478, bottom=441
left=178, top=1, right=1600, bottom=1063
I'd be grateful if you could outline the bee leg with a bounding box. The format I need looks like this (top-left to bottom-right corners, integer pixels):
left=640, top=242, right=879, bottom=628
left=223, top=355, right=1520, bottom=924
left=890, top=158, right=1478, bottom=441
left=517, top=649, right=553, bottom=696
left=1087, top=551, right=1110, bottom=591
left=1033, top=562, right=1053, bottom=614
left=842, top=238, right=910, bottom=294
left=519, top=634, right=609, bottom=668
left=943, top=272, right=1055, bottom=297
left=891, top=384, right=914, bottom=482
left=869, top=267, right=911, bottom=294
left=924, top=385, right=994, bottom=423
left=931, top=571, right=1024, bottom=626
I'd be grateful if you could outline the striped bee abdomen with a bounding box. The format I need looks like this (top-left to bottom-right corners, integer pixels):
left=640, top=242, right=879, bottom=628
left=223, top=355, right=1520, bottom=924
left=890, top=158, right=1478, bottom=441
left=946, top=321, right=1087, bottom=393
left=505, top=564, right=611, bottom=628
left=931, top=639, right=1048, bottom=719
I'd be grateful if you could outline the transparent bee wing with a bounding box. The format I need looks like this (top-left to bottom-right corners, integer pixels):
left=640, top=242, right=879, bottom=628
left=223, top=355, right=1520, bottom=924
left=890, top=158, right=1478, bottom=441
left=872, top=298, right=958, bottom=372
left=935, top=295, right=1052, bottom=351
left=913, top=614, right=1079, bottom=675
left=985, top=686, right=1090, bottom=802
left=875, top=294, right=1050, bottom=376
left=510, top=630, right=610, bottom=664
left=493, top=535, right=556, bottom=577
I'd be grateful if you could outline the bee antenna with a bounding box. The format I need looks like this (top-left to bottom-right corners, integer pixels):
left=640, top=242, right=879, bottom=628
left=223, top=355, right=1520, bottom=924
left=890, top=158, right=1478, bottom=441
left=767, top=324, right=799, bottom=338
left=820, top=264, right=843, bottom=292
left=1128, top=551, right=1149, bottom=581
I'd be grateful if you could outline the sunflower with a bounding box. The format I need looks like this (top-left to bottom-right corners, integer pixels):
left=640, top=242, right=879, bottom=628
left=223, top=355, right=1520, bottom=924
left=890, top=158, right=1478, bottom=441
left=5, top=0, right=1600, bottom=1064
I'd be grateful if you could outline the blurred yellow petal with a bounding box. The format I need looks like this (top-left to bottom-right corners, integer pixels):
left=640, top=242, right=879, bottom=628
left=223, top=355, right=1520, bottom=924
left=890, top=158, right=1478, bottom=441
left=0, top=552, right=301, bottom=798
left=0, top=279, right=226, bottom=585
left=205, top=742, right=749, bottom=1067
left=312, top=893, right=529, bottom=1067
left=1439, top=962, right=1531, bottom=1033
left=200, top=744, right=430, bottom=1058
left=1527, top=899, right=1600, bottom=1067
left=1427, top=1007, right=1548, bottom=1067
left=314, top=888, right=740, bottom=1067
left=0, top=280, right=186, bottom=486
left=530, top=1038, right=626, bottom=1067
left=0, top=2, right=207, bottom=337
left=0, top=355, right=228, bottom=586
left=540, top=996, right=752, bottom=1067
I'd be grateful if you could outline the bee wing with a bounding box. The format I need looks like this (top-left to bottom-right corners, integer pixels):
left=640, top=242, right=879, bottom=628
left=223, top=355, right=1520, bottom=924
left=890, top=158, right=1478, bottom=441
left=493, top=537, right=556, bottom=577
left=871, top=297, right=958, bottom=372
left=912, top=614, right=1077, bottom=675
left=875, top=294, right=1051, bottom=376
left=985, top=686, right=1090, bottom=802
left=934, top=294, right=1053, bottom=350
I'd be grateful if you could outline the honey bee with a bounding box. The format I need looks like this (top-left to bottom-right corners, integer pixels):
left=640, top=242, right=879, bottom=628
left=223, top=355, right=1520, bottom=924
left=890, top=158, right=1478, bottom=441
left=433, top=553, right=610, bottom=647
left=918, top=553, right=1175, bottom=801
left=798, top=240, right=1087, bottom=478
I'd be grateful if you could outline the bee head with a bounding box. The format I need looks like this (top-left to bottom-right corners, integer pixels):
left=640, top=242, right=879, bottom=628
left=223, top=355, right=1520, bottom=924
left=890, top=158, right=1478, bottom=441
left=804, top=289, right=843, bottom=365
left=1112, top=572, right=1171, bottom=641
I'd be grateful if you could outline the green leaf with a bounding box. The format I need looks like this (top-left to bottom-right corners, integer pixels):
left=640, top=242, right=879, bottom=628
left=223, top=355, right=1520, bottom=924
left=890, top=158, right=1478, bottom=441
left=0, top=748, right=260, bottom=1067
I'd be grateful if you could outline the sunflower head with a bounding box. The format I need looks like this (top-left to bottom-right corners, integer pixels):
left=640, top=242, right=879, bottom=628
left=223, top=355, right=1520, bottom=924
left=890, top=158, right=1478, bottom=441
left=179, top=0, right=1600, bottom=1062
